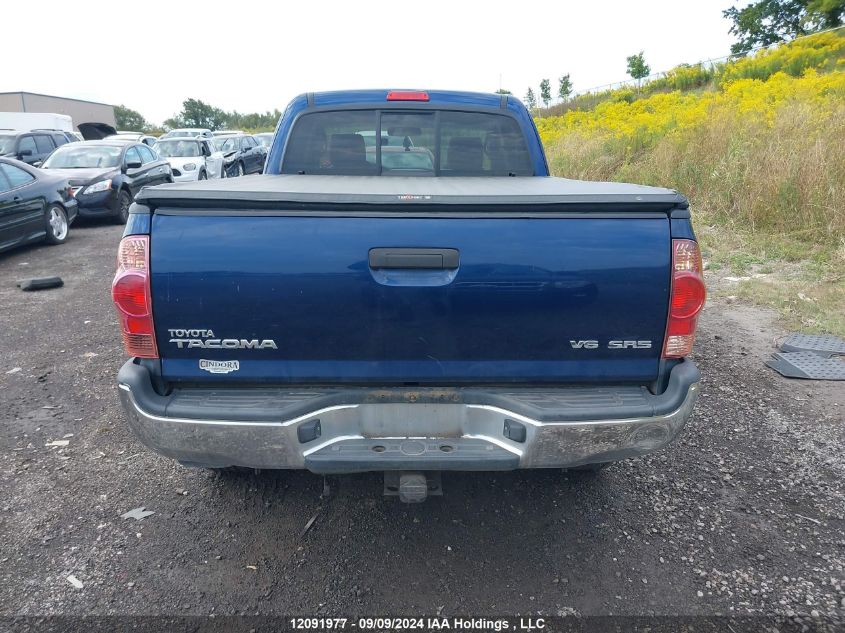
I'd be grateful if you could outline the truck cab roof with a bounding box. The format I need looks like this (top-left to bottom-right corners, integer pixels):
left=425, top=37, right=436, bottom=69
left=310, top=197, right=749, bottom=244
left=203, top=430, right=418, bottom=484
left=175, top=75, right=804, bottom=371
left=264, top=89, right=549, bottom=177
left=301, top=89, right=509, bottom=109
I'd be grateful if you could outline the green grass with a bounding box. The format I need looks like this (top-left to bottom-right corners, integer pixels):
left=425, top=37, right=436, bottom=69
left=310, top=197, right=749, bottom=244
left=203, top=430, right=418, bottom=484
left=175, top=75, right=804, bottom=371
left=700, top=227, right=845, bottom=336
left=718, top=275, right=845, bottom=336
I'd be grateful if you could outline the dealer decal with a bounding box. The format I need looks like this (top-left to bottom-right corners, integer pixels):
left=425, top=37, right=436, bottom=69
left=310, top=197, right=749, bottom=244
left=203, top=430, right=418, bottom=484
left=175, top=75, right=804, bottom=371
left=199, top=359, right=240, bottom=374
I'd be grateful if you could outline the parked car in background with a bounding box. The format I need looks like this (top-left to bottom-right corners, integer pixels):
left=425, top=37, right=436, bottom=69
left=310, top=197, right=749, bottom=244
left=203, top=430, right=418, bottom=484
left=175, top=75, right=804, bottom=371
left=357, top=130, right=414, bottom=149
left=367, top=145, right=436, bottom=171
left=41, top=141, right=171, bottom=224
left=78, top=122, right=118, bottom=140
left=159, top=128, right=213, bottom=140
left=154, top=137, right=224, bottom=181
left=107, top=132, right=158, bottom=146
left=0, top=130, right=67, bottom=166
left=254, top=132, right=273, bottom=149
left=0, top=156, right=78, bottom=252
left=212, top=130, right=244, bottom=137
left=215, top=134, right=266, bottom=176
left=32, top=129, right=79, bottom=146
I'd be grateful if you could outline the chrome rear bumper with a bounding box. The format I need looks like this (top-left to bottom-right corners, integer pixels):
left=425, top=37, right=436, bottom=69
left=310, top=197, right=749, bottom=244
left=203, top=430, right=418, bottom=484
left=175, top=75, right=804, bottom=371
left=117, top=360, right=699, bottom=472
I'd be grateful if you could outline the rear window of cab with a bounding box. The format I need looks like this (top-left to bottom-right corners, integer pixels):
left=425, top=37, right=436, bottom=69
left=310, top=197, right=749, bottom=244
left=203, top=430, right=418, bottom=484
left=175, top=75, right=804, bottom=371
left=281, top=110, right=533, bottom=176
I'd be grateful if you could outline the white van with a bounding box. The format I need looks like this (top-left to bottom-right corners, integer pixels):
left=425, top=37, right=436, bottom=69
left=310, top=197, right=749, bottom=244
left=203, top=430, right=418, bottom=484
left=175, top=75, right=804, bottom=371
left=0, top=112, right=74, bottom=133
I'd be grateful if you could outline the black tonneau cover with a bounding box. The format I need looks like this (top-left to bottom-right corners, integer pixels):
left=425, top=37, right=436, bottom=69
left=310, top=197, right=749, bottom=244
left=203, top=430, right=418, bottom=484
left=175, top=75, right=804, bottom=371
left=136, top=175, right=688, bottom=212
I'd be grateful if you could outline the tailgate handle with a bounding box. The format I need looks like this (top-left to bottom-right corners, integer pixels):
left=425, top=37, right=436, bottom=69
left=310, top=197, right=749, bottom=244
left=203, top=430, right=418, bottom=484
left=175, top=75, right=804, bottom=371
left=368, top=248, right=459, bottom=270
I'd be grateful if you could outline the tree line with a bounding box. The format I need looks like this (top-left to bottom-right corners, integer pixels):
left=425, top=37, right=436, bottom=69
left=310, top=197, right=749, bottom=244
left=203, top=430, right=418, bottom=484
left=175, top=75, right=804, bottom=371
left=115, top=99, right=280, bottom=134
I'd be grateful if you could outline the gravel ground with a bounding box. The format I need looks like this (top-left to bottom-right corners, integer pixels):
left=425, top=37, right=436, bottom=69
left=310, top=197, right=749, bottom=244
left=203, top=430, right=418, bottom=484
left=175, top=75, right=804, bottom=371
left=0, top=222, right=843, bottom=624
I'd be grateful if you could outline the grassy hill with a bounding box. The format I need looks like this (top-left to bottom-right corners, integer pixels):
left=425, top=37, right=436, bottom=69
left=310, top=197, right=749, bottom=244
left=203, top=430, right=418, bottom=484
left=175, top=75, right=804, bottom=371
left=535, top=30, right=845, bottom=335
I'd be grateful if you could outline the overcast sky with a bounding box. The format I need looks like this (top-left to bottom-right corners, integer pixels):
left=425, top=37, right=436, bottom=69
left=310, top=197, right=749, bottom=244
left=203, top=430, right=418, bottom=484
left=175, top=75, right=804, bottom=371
left=3, top=0, right=739, bottom=125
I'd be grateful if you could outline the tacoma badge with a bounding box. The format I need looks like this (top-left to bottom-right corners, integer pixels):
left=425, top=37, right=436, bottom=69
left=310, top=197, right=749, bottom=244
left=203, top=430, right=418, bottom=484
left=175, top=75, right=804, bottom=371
left=168, top=329, right=278, bottom=350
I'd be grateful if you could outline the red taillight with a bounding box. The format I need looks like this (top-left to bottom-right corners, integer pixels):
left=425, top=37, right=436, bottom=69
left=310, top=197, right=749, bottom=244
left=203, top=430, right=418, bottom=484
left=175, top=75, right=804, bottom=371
left=112, top=236, right=158, bottom=358
left=386, top=90, right=430, bottom=102
left=113, top=274, right=148, bottom=317
left=663, top=239, right=706, bottom=358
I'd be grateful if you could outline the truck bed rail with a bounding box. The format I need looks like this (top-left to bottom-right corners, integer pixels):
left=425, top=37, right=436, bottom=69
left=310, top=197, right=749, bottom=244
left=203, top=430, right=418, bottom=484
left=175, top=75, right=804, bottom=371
left=135, top=175, right=689, bottom=212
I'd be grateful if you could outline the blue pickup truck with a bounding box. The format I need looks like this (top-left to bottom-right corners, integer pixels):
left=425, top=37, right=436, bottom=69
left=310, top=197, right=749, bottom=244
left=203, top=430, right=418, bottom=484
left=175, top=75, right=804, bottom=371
left=112, top=90, right=705, bottom=502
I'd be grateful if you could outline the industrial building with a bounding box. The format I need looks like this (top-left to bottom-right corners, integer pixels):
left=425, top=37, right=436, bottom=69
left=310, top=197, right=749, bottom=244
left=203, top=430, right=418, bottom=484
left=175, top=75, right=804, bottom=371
left=0, top=91, right=116, bottom=131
